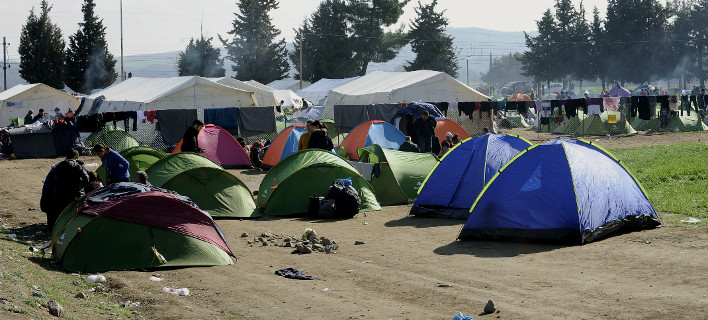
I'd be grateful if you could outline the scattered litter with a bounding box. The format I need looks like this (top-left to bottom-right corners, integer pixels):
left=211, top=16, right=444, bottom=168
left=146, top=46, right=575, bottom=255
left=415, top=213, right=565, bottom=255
left=85, top=163, right=99, bottom=167
left=28, top=207, right=37, bottom=211
left=363, top=222, right=368, bottom=225
left=163, top=287, right=189, bottom=296
left=28, top=246, right=39, bottom=252
left=149, top=276, right=163, bottom=281
left=680, top=217, right=700, bottom=223
left=354, top=241, right=365, bottom=245
left=86, top=275, right=106, bottom=284
left=119, top=300, right=141, bottom=307
left=7, top=234, right=16, bottom=239
left=321, top=287, right=329, bottom=292
left=274, top=268, right=320, bottom=280
left=438, top=283, right=452, bottom=287
left=453, top=312, right=474, bottom=320
left=31, top=291, right=46, bottom=299
left=346, top=270, right=354, bottom=273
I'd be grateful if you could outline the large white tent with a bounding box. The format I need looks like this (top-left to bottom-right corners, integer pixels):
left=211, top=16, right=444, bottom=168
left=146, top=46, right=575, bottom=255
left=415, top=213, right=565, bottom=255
left=245, top=80, right=304, bottom=109
left=266, top=78, right=310, bottom=91
left=296, top=77, right=359, bottom=106
left=0, top=83, right=80, bottom=126
left=323, top=70, right=489, bottom=109
left=82, top=76, right=257, bottom=114
left=210, top=77, right=278, bottom=106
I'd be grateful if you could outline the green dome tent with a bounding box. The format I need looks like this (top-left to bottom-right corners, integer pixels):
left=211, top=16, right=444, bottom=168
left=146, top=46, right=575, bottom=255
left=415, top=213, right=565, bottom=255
left=553, top=112, right=636, bottom=135
left=147, top=153, right=258, bottom=218
left=631, top=113, right=708, bottom=132
left=97, top=146, right=166, bottom=184
left=357, top=144, right=439, bottom=206
left=84, top=128, right=140, bottom=153
left=257, top=149, right=380, bottom=215
left=50, top=183, right=234, bottom=272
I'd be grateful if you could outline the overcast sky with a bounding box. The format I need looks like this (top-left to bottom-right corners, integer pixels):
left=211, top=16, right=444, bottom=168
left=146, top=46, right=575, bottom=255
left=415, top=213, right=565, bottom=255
left=1, top=0, right=608, bottom=60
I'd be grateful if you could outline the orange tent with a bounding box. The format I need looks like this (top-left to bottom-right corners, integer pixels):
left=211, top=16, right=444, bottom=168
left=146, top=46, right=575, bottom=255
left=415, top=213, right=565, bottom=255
left=509, top=93, right=532, bottom=101
left=435, top=118, right=470, bottom=146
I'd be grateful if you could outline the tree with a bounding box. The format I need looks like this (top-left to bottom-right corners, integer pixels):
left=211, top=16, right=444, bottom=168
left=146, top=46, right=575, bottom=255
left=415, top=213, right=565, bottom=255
left=65, top=0, right=117, bottom=94
left=520, top=9, right=558, bottom=90
left=690, top=0, right=708, bottom=86
left=219, top=0, right=289, bottom=83
left=178, top=36, right=225, bottom=77
left=666, top=0, right=695, bottom=88
left=481, top=52, right=529, bottom=88
left=18, top=0, right=65, bottom=89
left=347, top=0, right=410, bottom=75
left=290, top=0, right=355, bottom=82
left=587, top=7, right=607, bottom=89
left=404, top=0, right=458, bottom=77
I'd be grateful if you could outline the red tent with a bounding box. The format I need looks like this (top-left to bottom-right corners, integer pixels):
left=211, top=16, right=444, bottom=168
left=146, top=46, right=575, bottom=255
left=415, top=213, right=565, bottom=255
left=173, top=124, right=252, bottom=169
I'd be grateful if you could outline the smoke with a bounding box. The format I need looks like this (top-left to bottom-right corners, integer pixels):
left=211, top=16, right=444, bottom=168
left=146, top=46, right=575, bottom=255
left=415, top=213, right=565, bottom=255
left=82, top=45, right=110, bottom=94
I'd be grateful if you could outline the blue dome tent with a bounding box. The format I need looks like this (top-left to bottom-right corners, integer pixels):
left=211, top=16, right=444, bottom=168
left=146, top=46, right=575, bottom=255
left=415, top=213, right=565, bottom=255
left=459, top=139, right=661, bottom=244
left=411, top=134, right=531, bottom=219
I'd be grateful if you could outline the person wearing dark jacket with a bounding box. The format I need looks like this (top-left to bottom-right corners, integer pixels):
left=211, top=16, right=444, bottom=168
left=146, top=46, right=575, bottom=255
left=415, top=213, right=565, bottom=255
left=308, top=120, right=334, bottom=151
left=400, top=112, right=416, bottom=136
left=40, top=148, right=91, bottom=230
left=250, top=141, right=265, bottom=169
left=181, top=119, right=205, bottom=153
left=398, top=136, right=419, bottom=152
left=92, top=143, right=130, bottom=184
left=413, top=110, right=437, bottom=153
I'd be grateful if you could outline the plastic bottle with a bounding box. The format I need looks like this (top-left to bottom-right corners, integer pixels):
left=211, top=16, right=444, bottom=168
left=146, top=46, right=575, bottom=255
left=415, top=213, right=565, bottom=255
left=86, top=275, right=106, bottom=284
left=162, top=287, right=189, bottom=296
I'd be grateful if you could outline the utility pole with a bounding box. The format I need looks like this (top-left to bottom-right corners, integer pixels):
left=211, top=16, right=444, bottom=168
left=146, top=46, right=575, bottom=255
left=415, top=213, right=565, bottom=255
left=466, top=58, right=469, bottom=86
left=299, top=32, right=303, bottom=89
left=3, top=37, right=8, bottom=91
left=120, top=0, right=125, bottom=81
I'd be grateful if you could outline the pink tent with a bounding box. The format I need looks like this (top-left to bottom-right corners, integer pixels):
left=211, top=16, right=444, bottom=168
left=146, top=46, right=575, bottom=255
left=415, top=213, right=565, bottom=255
left=173, top=124, right=252, bottom=169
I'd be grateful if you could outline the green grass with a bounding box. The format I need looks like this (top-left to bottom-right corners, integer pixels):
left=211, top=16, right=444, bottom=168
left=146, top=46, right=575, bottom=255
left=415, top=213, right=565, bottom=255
left=609, top=142, right=708, bottom=224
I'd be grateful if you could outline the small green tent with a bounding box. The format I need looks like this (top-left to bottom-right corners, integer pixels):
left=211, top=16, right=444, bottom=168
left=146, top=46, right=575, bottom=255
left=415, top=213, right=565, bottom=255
left=97, top=146, right=166, bottom=184
left=84, top=128, right=140, bottom=153
left=256, top=149, right=380, bottom=215
left=554, top=112, right=636, bottom=135
left=632, top=113, right=708, bottom=132
left=357, top=144, right=439, bottom=206
left=51, top=183, right=233, bottom=272
left=147, top=153, right=258, bottom=218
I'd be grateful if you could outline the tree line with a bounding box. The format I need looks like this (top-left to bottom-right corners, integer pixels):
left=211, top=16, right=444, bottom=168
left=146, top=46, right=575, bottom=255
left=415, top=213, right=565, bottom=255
left=518, top=0, right=708, bottom=90
left=18, top=0, right=460, bottom=94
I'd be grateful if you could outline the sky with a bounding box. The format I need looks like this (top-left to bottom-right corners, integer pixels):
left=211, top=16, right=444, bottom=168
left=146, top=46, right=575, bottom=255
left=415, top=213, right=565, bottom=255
left=0, top=0, right=608, bottom=61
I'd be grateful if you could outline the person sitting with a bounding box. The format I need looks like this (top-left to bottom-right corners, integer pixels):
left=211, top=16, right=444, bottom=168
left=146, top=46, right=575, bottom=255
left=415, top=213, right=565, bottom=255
left=181, top=119, right=205, bottom=153
left=451, top=134, right=460, bottom=145
left=440, top=140, right=451, bottom=156
left=134, top=171, right=150, bottom=185
left=250, top=141, right=265, bottom=169
left=92, top=143, right=130, bottom=184
left=445, top=132, right=455, bottom=147
left=40, top=148, right=91, bottom=231
left=398, top=136, right=419, bottom=152
left=87, top=171, right=103, bottom=191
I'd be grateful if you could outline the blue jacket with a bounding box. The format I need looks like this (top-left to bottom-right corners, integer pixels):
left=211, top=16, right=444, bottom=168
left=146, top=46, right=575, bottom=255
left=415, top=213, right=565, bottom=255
left=102, top=149, right=130, bottom=183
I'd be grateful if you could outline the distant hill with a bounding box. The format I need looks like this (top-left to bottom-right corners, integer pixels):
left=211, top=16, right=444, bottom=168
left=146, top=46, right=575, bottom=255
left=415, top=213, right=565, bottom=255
left=2, top=27, right=530, bottom=90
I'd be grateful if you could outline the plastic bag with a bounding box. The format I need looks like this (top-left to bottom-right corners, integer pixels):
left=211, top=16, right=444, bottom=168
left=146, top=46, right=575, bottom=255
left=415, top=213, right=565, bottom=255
left=452, top=312, right=473, bottom=320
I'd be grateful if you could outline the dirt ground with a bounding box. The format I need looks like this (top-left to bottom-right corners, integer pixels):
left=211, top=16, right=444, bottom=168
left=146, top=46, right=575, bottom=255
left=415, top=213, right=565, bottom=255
left=1, top=131, right=707, bottom=319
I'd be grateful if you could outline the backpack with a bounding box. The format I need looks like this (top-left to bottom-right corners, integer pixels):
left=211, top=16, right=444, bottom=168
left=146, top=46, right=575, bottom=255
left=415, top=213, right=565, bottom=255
left=323, top=179, right=361, bottom=219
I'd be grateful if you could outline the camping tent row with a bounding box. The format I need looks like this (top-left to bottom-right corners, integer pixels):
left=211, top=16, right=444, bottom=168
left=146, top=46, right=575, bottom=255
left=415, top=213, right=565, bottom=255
left=412, top=134, right=660, bottom=244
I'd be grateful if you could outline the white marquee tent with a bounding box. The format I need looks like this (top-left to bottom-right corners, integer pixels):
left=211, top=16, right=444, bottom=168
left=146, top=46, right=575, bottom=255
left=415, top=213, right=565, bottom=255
left=266, top=78, right=310, bottom=91
left=323, top=70, right=490, bottom=109
left=210, top=77, right=278, bottom=106
left=296, top=77, right=359, bottom=106
left=245, top=80, right=304, bottom=109
left=0, top=83, right=80, bottom=126
left=82, top=76, right=257, bottom=114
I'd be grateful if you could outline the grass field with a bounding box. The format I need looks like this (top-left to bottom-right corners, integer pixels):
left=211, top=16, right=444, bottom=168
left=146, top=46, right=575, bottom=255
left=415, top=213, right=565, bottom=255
left=610, top=142, right=708, bottom=225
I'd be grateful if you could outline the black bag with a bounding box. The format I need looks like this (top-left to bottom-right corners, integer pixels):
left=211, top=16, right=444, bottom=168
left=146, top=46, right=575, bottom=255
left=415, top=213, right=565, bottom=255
left=324, top=180, right=361, bottom=219
left=308, top=196, right=324, bottom=217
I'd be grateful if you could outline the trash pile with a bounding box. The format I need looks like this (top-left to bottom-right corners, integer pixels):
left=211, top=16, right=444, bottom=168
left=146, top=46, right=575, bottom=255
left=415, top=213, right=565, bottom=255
left=241, top=228, right=339, bottom=254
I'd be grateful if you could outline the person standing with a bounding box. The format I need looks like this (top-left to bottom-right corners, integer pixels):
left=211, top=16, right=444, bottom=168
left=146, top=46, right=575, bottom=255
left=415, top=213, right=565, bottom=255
left=51, top=107, right=64, bottom=120
left=413, top=110, right=436, bottom=153
left=181, top=119, right=205, bottom=153
left=298, top=120, right=315, bottom=151
left=92, top=143, right=130, bottom=184
left=698, top=87, right=707, bottom=111
left=250, top=141, right=265, bottom=170
left=24, top=110, right=34, bottom=125
left=40, top=148, right=91, bottom=230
